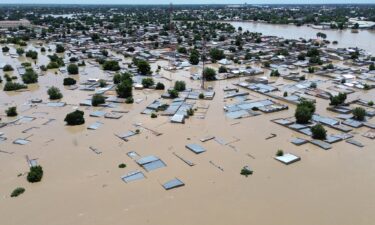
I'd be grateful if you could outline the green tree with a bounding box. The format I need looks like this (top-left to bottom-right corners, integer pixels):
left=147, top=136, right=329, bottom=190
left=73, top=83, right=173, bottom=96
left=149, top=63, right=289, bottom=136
left=27, top=166, right=43, bottom=183
left=209, top=48, right=225, bottom=62
left=311, top=124, right=327, bottom=140
left=67, top=64, right=79, bottom=75
left=137, top=60, right=151, bottom=75
left=47, top=86, right=63, bottom=100
left=352, top=107, right=366, bottom=121
left=64, top=110, right=85, bottom=125
left=295, top=100, right=315, bottom=124
left=142, top=77, right=154, bottom=88
left=203, top=67, right=216, bottom=81
left=174, top=81, right=186, bottom=91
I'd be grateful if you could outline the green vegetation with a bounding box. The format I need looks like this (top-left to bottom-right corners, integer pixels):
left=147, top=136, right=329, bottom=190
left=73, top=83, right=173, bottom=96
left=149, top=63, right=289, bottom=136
left=142, top=77, right=154, bottom=88
left=174, top=81, right=186, bottom=92
left=16, top=47, right=24, bottom=55
left=218, top=66, right=228, bottom=73
left=27, top=166, right=43, bottom=183
left=55, top=44, right=65, bottom=53
left=270, top=69, right=280, bottom=77
left=91, top=94, right=105, bottom=106
left=64, top=110, right=85, bottom=125
left=329, top=93, right=347, bottom=106
left=168, top=89, right=179, bottom=98
left=63, top=77, right=76, bottom=86
left=22, top=68, right=38, bottom=84
left=47, top=86, right=63, bottom=100
left=6, top=106, right=17, bottom=117
left=2, top=46, right=10, bottom=52
left=155, top=82, right=165, bottom=90
left=3, top=82, right=27, bottom=91
left=3, top=64, right=14, bottom=72
left=203, top=67, right=216, bottom=81
left=295, top=99, right=315, bottom=124
left=189, top=49, right=200, bottom=65
left=118, top=163, right=127, bottom=168
left=10, top=187, right=25, bottom=197
left=311, top=124, right=327, bottom=140
left=151, top=113, right=157, bottom=118
left=67, top=64, right=79, bottom=74
left=276, top=150, right=284, bottom=156
left=25, top=50, right=38, bottom=59
left=103, top=60, right=120, bottom=71
left=209, top=48, right=225, bottom=62
left=240, top=167, right=253, bottom=177
left=136, top=60, right=151, bottom=75
left=352, top=107, right=366, bottom=121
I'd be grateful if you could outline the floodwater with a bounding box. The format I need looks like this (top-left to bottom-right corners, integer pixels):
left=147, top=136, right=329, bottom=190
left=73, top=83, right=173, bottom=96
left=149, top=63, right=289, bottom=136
left=1, top=42, right=375, bottom=225
left=229, top=21, right=375, bottom=54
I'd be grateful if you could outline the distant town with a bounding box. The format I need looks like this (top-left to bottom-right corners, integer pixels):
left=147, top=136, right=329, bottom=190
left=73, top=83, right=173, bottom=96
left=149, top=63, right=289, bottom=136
left=0, top=4, right=375, bottom=225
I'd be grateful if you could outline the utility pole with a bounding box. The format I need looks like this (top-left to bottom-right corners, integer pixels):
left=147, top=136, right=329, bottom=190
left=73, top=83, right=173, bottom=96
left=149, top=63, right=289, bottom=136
left=201, top=35, right=206, bottom=89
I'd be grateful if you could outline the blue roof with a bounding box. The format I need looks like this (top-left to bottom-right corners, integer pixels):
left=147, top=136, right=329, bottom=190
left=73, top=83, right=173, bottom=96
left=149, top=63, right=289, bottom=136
left=163, top=178, right=185, bottom=190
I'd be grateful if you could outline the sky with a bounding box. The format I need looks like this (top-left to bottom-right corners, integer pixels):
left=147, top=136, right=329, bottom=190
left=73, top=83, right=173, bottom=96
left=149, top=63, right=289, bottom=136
left=1, top=0, right=374, bottom=4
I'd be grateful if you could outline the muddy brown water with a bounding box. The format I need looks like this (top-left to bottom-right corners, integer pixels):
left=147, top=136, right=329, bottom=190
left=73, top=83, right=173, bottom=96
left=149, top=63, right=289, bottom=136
left=0, top=43, right=375, bottom=225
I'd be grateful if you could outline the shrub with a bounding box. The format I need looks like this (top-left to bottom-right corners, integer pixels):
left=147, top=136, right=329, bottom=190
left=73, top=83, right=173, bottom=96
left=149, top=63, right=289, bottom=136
left=98, top=79, right=107, bottom=88
left=311, top=124, right=327, bottom=140
left=209, top=48, right=225, bottom=62
left=67, top=64, right=79, bottom=75
left=142, top=77, right=154, bottom=88
left=189, top=50, right=200, bottom=65
left=199, top=93, right=204, bottom=99
left=310, top=82, right=317, bottom=88
left=329, top=93, right=347, bottom=106
left=240, top=167, right=253, bottom=177
left=64, top=110, right=85, bottom=125
left=308, top=67, right=315, bottom=73
left=368, top=101, right=374, bottom=106
left=3, top=64, right=14, bottom=71
left=295, top=100, right=315, bottom=124
left=2, top=46, right=10, bottom=52
left=10, top=187, right=25, bottom=197
left=103, top=60, right=120, bottom=71
left=187, top=108, right=194, bottom=116
left=125, top=97, right=134, bottom=104
left=155, top=82, right=165, bottom=90
left=218, top=66, right=228, bottom=73
left=3, top=82, right=27, bottom=91
left=6, top=106, right=17, bottom=117
left=91, top=94, right=105, bottom=106
left=137, top=60, right=151, bottom=75
left=203, top=67, right=217, bottom=81
left=276, top=150, right=284, bottom=156
left=270, top=70, right=280, bottom=77
left=25, top=50, right=38, bottom=59
left=16, top=47, right=24, bottom=55
left=63, top=77, right=76, bottom=86
left=22, top=68, right=38, bottom=84
left=174, top=81, right=186, bottom=91
left=27, top=166, right=43, bottom=183
left=116, top=80, right=133, bottom=98
left=47, top=86, right=63, bottom=100
left=283, top=91, right=288, bottom=97
left=21, top=62, right=32, bottom=67
left=151, top=113, right=157, bottom=118
left=168, top=89, right=179, bottom=98
left=352, top=107, right=366, bottom=121
left=118, top=163, right=127, bottom=168
left=55, top=44, right=65, bottom=53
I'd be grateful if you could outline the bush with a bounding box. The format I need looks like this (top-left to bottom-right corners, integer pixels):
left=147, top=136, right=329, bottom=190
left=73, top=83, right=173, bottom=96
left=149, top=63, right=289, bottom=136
left=63, top=77, right=76, bottom=86
left=270, top=70, right=280, bottom=77
left=3, top=82, right=27, bottom=91
left=168, top=89, right=179, bottom=98
left=55, top=44, right=65, bottom=53
left=308, top=67, right=315, bottom=73
left=174, top=81, right=186, bottom=91
left=142, top=77, right=154, bottom=88
left=240, top=167, right=253, bottom=177
left=11, top=187, right=25, bottom=197
left=218, top=66, right=228, bottom=73
left=295, top=100, right=315, bottom=124
left=22, top=68, right=38, bottom=84
left=6, top=106, right=17, bottom=117
left=352, top=107, right=366, bottom=121
left=98, top=79, right=107, bottom=88
left=3, top=64, right=14, bottom=72
left=368, top=101, right=374, bottom=106
left=137, top=60, right=151, bottom=75
left=64, top=110, right=85, bottom=125
left=310, top=82, right=317, bottom=88
left=67, top=64, right=79, bottom=75
left=103, top=60, right=120, bottom=71
left=209, top=48, right=225, bottom=62
left=199, top=93, right=204, bottom=99
left=151, top=113, right=157, bottom=118
left=276, top=150, right=284, bottom=156
left=118, top=163, right=127, bottom=168
left=203, top=67, right=217, bottom=81
left=16, top=47, right=24, bottom=55
left=25, top=50, right=38, bottom=59
left=125, top=97, right=134, bottom=104
left=27, top=166, right=43, bottom=183
left=47, top=86, right=63, bottom=100
left=2, top=46, right=9, bottom=52
left=187, top=108, right=194, bottom=116
left=116, top=80, right=133, bottom=98
left=311, top=124, right=327, bottom=140
left=155, top=82, right=165, bottom=90
left=92, top=94, right=105, bottom=106
left=189, top=50, right=200, bottom=65
left=329, top=93, right=347, bottom=106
